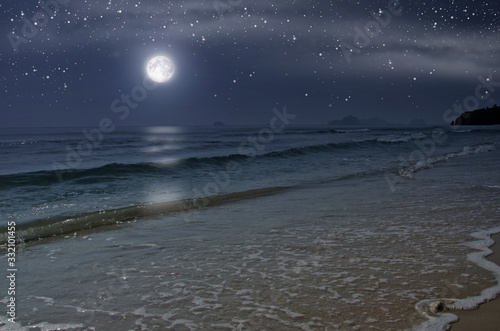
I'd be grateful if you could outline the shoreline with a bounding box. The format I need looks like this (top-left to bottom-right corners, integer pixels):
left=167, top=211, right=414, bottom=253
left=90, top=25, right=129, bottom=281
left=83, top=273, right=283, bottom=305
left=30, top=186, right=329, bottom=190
left=450, top=233, right=500, bottom=330
left=0, top=186, right=292, bottom=247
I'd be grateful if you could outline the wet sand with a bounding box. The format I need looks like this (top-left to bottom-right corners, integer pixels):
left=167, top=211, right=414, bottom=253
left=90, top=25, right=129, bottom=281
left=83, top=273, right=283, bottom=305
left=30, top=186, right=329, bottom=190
left=451, top=233, right=500, bottom=331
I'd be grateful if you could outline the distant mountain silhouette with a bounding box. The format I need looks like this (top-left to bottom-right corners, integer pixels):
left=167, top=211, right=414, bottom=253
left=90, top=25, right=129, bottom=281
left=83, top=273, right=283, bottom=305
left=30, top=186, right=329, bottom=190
left=452, top=105, right=500, bottom=125
left=327, top=116, right=408, bottom=127
left=328, top=115, right=361, bottom=126
left=407, top=118, right=428, bottom=126
left=212, top=121, right=226, bottom=126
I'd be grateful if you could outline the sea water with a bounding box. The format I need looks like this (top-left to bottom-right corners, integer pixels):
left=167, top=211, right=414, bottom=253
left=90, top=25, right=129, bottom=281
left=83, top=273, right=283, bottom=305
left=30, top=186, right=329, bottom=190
left=0, top=125, right=499, bottom=330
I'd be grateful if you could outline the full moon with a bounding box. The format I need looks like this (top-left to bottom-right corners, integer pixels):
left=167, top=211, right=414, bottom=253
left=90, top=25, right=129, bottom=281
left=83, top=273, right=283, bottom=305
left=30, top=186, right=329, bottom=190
left=146, top=56, right=174, bottom=83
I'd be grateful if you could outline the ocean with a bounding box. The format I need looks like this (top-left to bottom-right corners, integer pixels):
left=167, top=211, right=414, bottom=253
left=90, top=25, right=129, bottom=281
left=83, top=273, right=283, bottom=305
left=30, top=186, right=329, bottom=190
left=1, top=123, right=500, bottom=330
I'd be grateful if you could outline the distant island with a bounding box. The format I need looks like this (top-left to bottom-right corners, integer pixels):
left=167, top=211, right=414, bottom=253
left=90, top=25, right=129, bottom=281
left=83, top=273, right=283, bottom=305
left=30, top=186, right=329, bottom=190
left=452, top=105, right=500, bottom=125
left=212, top=121, right=226, bottom=126
left=328, top=116, right=427, bottom=127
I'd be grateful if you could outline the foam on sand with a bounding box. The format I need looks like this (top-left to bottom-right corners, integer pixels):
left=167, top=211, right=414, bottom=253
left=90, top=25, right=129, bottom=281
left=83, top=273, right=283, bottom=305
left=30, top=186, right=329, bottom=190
left=414, top=226, right=500, bottom=331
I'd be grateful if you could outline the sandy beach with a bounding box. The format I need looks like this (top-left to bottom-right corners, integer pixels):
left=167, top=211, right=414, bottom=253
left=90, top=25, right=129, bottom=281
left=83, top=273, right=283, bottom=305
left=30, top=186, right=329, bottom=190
left=451, top=233, right=500, bottom=330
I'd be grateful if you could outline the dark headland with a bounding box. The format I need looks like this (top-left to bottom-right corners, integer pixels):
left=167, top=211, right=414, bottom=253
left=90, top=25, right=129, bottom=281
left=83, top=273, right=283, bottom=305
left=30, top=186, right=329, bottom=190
left=327, top=116, right=428, bottom=127
left=452, top=105, right=500, bottom=125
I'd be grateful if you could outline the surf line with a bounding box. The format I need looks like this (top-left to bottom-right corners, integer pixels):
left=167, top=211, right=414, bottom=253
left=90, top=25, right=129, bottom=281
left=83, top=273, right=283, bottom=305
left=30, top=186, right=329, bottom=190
left=413, top=226, right=500, bottom=331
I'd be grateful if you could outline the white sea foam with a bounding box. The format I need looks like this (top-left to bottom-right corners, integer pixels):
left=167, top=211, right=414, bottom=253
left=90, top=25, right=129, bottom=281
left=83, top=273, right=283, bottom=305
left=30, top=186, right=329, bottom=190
left=335, top=129, right=371, bottom=133
left=0, top=316, right=86, bottom=331
left=411, top=132, right=428, bottom=139
left=413, top=313, right=458, bottom=331
left=30, top=296, right=55, bottom=305
left=378, top=135, right=413, bottom=143
left=168, top=318, right=199, bottom=330
left=413, top=226, right=500, bottom=331
left=378, top=132, right=427, bottom=143
left=400, top=144, right=495, bottom=178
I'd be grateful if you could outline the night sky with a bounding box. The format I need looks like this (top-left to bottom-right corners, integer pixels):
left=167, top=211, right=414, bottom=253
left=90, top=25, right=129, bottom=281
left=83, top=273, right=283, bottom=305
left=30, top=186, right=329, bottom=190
left=1, top=0, right=499, bottom=127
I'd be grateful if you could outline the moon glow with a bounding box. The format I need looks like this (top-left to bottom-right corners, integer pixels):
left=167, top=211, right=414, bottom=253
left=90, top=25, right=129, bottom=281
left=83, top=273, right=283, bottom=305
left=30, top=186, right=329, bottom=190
left=146, top=56, right=174, bottom=83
